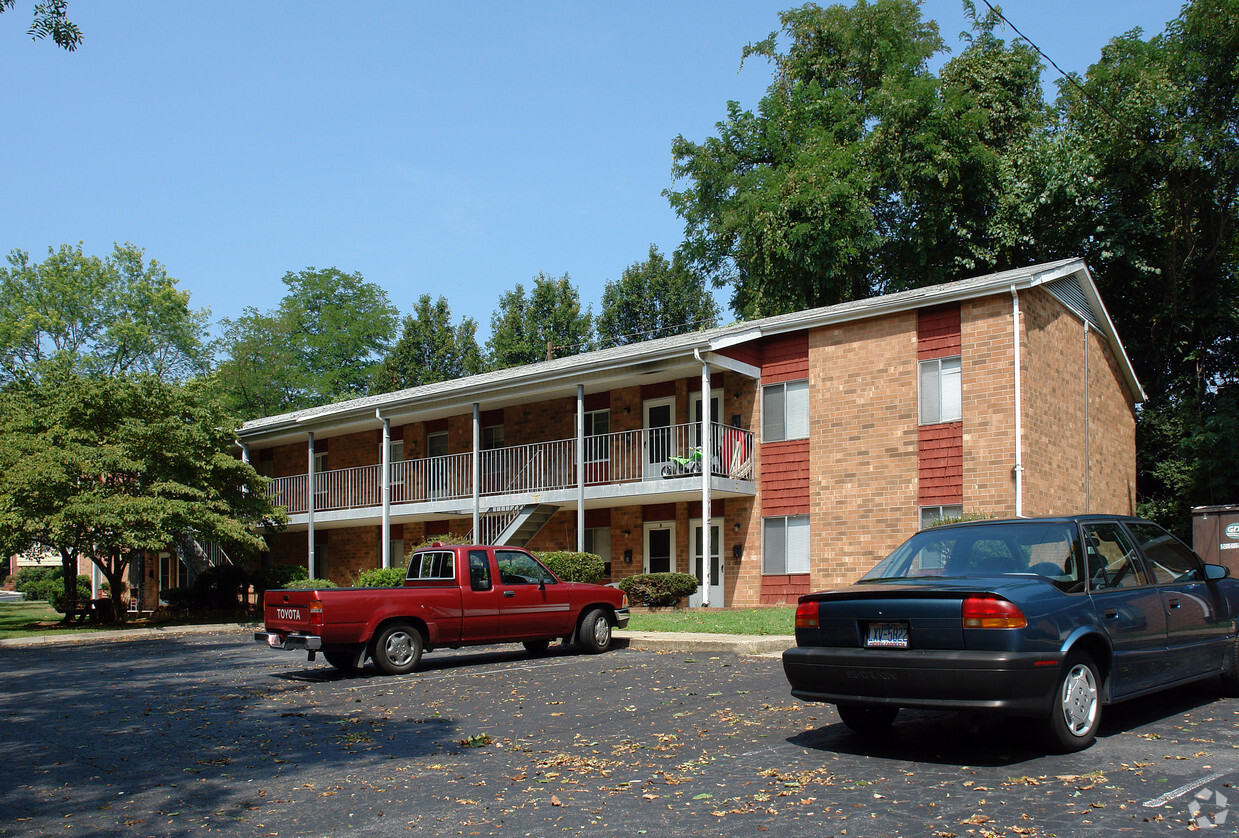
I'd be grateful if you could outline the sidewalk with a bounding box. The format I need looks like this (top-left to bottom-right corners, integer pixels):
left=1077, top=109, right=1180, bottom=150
left=0, top=622, right=794, bottom=657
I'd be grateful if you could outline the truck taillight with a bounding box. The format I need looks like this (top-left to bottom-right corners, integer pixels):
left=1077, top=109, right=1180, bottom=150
left=962, top=595, right=1026, bottom=629
left=795, top=601, right=819, bottom=629
left=309, top=599, right=324, bottom=628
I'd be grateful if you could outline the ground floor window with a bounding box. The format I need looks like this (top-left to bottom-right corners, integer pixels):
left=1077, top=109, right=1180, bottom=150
left=762, top=515, right=809, bottom=575
left=919, top=505, right=963, bottom=529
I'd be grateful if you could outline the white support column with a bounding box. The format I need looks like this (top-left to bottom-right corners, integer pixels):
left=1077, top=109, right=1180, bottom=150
left=240, top=443, right=250, bottom=465
left=381, top=414, right=391, bottom=569
left=307, top=431, right=316, bottom=578
left=577, top=385, right=586, bottom=553
left=700, top=358, right=712, bottom=607
left=472, top=403, right=481, bottom=543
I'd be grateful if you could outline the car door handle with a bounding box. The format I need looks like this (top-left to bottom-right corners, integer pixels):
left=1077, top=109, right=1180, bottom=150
left=1168, top=598, right=1181, bottom=609
left=1105, top=608, right=1118, bottom=619
left=503, top=591, right=516, bottom=598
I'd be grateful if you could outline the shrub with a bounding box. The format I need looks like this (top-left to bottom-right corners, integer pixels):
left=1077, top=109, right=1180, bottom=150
left=537, top=551, right=605, bottom=583
left=282, top=577, right=339, bottom=589
left=413, top=532, right=470, bottom=550
left=253, top=563, right=309, bottom=596
left=356, top=567, right=405, bottom=587
left=16, top=567, right=91, bottom=612
left=617, top=572, right=698, bottom=607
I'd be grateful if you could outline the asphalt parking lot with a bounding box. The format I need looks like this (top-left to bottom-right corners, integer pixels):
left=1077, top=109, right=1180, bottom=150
left=2, top=629, right=1237, bottom=837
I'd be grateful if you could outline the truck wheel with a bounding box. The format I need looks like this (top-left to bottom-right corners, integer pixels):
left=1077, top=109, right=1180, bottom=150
left=1043, top=651, right=1100, bottom=752
left=324, top=650, right=361, bottom=672
left=578, top=608, right=612, bottom=654
left=373, top=623, right=423, bottom=675
left=523, top=639, right=551, bottom=655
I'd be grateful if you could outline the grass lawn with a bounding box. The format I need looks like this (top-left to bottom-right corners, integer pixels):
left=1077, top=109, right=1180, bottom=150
left=0, top=600, right=85, bottom=639
left=626, top=606, right=796, bottom=635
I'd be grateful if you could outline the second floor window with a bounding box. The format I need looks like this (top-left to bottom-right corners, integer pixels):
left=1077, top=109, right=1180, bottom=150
left=585, top=409, right=609, bottom=463
left=762, top=380, right=809, bottom=442
left=919, top=356, right=962, bottom=425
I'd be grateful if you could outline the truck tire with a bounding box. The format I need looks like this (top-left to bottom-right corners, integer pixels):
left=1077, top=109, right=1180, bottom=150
left=523, top=639, right=551, bottom=655
left=324, top=650, right=361, bottom=672
left=372, top=623, right=423, bottom=675
left=578, top=608, right=612, bottom=654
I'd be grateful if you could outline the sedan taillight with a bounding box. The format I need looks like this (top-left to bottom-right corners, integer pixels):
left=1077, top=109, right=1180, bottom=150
left=961, top=595, right=1026, bottom=629
left=794, top=601, right=819, bottom=629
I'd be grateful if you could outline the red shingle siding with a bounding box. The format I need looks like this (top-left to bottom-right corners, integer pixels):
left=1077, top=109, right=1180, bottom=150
left=760, top=574, right=811, bottom=605
left=918, top=304, right=962, bottom=359
left=761, top=440, right=810, bottom=515
left=762, top=332, right=809, bottom=384
left=918, top=423, right=963, bottom=504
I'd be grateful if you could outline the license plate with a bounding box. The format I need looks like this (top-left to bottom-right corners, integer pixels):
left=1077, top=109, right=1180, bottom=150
left=866, top=622, right=909, bottom=649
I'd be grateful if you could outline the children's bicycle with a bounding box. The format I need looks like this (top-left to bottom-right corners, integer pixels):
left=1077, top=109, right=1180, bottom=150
left=661, top=447, right=703, bottom=477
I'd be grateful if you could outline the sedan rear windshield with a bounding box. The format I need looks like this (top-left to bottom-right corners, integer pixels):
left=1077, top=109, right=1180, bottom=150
left=862, top=522, right=1080, bottom=591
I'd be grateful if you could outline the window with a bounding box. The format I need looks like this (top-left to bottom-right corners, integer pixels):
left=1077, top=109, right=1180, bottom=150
left=584, top=527, right=612, bottom=578
left=496, top=550, right=556, bottom=585
left=407, top=550, right=455, bottom=581
left=468, top=550, right=492, bottom=592
left=919, top=356, right=961, bottom=424
left=482, top=424, right=504, bottom=450
left=1125, top=521, right=1201, bottom=584
left=388, top=539, right=404, bottom=567
left=585, top=410, right=609, bottom=463
left=763, top=515, right=809, bottom=575
left=762, top=380, right=809, bottom=442
left=1082, top=523, right=1149, bottom=590
left=313, top=542, right=328, bottom=580
left=920, top=505, right=963, bottom=529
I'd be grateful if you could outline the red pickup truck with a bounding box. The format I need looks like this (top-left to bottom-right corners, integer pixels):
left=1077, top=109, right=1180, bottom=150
left=254, top=544, right=630, bottom=674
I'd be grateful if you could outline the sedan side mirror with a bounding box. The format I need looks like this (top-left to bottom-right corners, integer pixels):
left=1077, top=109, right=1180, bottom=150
left=1204, top=563, right=1231, bottom=581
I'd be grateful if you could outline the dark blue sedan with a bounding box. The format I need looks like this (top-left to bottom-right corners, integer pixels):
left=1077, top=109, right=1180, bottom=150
left=782, top=515, right=1239, bottom=751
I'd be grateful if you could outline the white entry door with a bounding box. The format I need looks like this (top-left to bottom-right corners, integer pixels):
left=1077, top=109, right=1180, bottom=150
left=689, top=519, right=723, bottom=607
left=643, top=522, right=675, bottom=574
left=643, top=397, right=675, bottom=480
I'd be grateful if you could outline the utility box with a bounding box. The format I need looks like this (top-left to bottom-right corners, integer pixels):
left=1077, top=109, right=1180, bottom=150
left=1192, top=505, right=1239, bottom=576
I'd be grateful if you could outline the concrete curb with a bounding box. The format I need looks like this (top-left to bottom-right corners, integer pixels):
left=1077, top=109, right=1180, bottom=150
left=0, top=624, right=793, bottom=657
left=614, top=630, right=793, bottom=657
left=0, top=623, right=260, bottom=649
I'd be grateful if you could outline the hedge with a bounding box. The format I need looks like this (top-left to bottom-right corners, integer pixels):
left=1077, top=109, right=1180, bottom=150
left=537, top=551, right=605, bottom=584
left=617, top=572, right=699, bottom=607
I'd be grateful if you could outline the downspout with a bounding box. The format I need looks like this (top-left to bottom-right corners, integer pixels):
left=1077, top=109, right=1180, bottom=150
left=693, top=348, right=712, bottom=607
left=577, top=385, right=586, bottom=553
left=1010, top=287, right=1024, bottom=518
left=379, top=411, right=391, bottom=569
left=307, top=431, right=316, bottom=578
left=472, top=404, right=480, bottom=543
left=1084, top=323, right=1091, bottom=513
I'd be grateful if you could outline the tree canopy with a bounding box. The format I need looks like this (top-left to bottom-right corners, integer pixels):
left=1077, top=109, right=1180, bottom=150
left=214, top=267, right=398, bottom=418
left=596, top=245, right=721, bottom=348
left=0, top=0, right=82, bottom=50
left=0, top=371, right=283, bottom=618
left=485, top=272, right=594, bottom=369
left=373, top=294, right=484, bottom=393
left=0, top=242, right=210, bottom=384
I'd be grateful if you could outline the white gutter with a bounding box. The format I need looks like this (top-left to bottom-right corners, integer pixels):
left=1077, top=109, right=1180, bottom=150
left=1011, top=286, right=1024, bottom=518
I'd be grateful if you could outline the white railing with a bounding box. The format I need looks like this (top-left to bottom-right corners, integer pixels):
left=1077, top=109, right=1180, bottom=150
left=263, top=422, right=754, bottom=514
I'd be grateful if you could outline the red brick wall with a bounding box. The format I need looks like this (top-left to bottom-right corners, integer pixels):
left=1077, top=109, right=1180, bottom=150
left=960, top=295, right=1018, bottom=516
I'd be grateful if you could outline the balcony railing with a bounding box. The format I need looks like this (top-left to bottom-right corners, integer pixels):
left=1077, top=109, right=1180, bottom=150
left=264, top=422, right=754, bottom=515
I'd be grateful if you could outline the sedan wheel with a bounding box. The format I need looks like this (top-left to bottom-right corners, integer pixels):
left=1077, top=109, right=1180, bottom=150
left=1044, top=652, right=1100, bottom=752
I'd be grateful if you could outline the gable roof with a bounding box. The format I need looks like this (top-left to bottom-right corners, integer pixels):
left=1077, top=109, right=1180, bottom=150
left=238, top=258, right=1143, bottom=444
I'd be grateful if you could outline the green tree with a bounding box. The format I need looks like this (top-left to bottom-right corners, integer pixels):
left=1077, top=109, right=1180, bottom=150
left=373, top=295, right=483, bottom=393
left=0, top=243, right=210, bottom=383
left=214, top=267, right=398, bottom=418
left=0, top=0, right=82, bottom=50
left=486, top=272, right=593, bottom=369
left=0, top=371, right=283, bottom=619
left=1042, top=0, right=1239, bottom=529
left=596, top=246, right=721, bottom=348
left=666, top=0, right=1049, bottom=318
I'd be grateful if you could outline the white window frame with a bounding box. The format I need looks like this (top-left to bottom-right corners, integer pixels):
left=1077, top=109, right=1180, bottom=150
left=919, top=505, right=963, bottom=530
left=918, top=356, right=962, bottom=425
left=584, top=409, right=610, bottom=464
left=584, top=526, right=611, bottom=578
left=762, top=380, right=809, bottom=442
left=762, top=515, right=810, bottom=575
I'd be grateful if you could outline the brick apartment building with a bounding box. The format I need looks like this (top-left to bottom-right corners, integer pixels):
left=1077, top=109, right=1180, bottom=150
left=232, top=258, right=1143, bottom=607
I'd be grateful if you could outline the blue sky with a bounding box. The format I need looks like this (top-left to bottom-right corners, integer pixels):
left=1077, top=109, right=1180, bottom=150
left=1, top=1, right=1185, bottom=342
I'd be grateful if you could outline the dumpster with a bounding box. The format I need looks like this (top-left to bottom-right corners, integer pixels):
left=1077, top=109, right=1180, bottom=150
left=1192, top=505, right=1239, bottom=577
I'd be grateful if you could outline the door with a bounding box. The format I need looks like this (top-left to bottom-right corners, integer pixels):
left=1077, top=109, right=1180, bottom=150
left=427, top=431, right=450, bottom=498
left=692, top=389, right=721, bottom=475
left=643, top=397, right=675, bottom=480
left=459, top=548, right=500, bottom=641
left=644, top=522, right=675, bottom=574
left=494, top=549, right=575, bottom=637
left=689, top=519, right=723, bottom=608
left=1082, top=521, right=1168, bottom=696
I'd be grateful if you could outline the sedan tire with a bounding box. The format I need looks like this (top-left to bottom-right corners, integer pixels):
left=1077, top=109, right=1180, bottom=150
left=372, top=623, right=424, bottom=675
left=836, top=702, right=898, bottom=735
left=1044, top=652, right=1100, bottom=752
